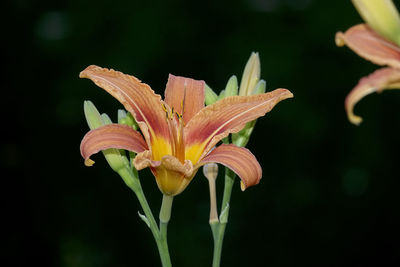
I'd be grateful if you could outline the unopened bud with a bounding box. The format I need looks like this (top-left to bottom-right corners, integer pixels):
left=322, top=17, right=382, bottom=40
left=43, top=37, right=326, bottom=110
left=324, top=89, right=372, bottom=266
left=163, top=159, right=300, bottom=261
left=239, top=52, right=260, bottom=96
left=84, top=100, right=103, bottom=130
left=252, top=80, right=266, bottom=95
left=118, top=109, right=138, bottom=130
left=83, top=101, right=129, bottom=172
left=205, top=84, right=218, bottom=106
left=224, top=75, right=238, bottom=97
left=218, top=89, right=226, bottom=100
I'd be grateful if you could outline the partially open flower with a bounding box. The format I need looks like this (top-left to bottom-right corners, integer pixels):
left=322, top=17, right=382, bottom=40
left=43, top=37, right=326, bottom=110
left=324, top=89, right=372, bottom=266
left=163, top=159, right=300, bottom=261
left=336, top=0, right=400, bottom=125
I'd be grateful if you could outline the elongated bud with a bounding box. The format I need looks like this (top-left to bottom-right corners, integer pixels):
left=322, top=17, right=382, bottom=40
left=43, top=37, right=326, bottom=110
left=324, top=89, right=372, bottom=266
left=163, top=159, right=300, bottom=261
left=224, top=75, right=238, bottom=97
left=239, top=52, right=260, bottom=96
left=126, top=112, right=138, bottom=130
left=83, top=101, right=129, bottom=172
left=118, top=109, right=138, bottom=130
left=100, top=113, right=112, bottom=125
left=84, top=100, right=103, bottom=130
left=232, top=54, right=263, bottom=145
left=218, top=89, right=226, bottom=100
left=118, top=109, right=128, bottom=124
left=252, top=79, right=266, bottom=95
left=205, top=84, right=218, bottom=105
left=352, top=0, right=400, bottom=46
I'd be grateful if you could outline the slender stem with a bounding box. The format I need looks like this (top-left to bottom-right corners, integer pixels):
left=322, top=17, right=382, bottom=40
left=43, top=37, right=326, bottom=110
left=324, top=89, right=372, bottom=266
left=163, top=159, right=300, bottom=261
left=211, top=168, right=236, bottom=267
left=211, top=223, right=226, bottom=267
left=160, top=195, right=174, bottom=223
left=210, top=120, right=255, bottom=266
left=158, top=195, right=174, bottom=267
left=117, top=168, right=173, bottom=267
left=221, top=168, right=235, bottom=219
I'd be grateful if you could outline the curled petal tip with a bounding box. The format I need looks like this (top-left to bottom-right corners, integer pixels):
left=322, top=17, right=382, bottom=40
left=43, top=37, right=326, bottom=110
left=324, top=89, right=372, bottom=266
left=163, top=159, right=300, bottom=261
left=84, top=158, right=95, bottom=167
left=345, top=97, right=364, bottom=125
left=240, top=181, right=246, bottom=191
left=80, top=65, right=97, bottom=78
left=335, top=32, right=346, bottom=47
left=345, top=67, right=400, bottom=125
left=350, top=115, right=363, bottom=126
left=276, top=88, right=294, bottom=100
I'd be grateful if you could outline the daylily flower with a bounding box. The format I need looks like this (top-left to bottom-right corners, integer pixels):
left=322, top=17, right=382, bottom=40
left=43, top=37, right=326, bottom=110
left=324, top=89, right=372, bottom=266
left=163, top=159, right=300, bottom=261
left=80, top=65, right=293, bottom=196
left=336, top=0, right=400, bottom=125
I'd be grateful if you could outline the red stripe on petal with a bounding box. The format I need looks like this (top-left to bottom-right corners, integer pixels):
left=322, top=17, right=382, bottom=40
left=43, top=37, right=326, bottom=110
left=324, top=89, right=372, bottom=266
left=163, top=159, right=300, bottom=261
left=185, top=88, right=293, bottom=159
left=345, top=67, right=400, bottom=125
left=80, top=65, right=170, bottom=145
left=200, top=144, right=262, bottom=190
left=80, top=124, right=148, bottom=164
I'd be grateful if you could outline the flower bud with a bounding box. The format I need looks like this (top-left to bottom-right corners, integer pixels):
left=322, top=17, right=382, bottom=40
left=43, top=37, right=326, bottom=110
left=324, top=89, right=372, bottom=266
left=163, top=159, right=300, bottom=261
left=224, top=75, right=238, bottom=97
left=239, top=52, right=260, bottom=96
left=83, top=100, right=103, bottom=130
left=118, top=109, right=138, bottom=130
left=205, top=83, right=218, bottom=105
left=218, top=89, right=226, bottom=100
left=83, top=101, right=129, bottom=172
left=252, top=79, right=266, bottom=95
left=118, top=109, right=128, bottom=124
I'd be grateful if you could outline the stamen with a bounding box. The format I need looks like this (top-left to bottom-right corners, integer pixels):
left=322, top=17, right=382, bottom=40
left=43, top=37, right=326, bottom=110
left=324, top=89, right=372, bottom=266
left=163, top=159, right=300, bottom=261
left=162, top=104, right=169, bottom=118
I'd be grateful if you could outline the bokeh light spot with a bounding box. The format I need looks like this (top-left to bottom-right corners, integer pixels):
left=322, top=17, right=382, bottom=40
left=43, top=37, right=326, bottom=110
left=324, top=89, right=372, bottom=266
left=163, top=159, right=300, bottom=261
left=35, top=11, right=71, bottom=41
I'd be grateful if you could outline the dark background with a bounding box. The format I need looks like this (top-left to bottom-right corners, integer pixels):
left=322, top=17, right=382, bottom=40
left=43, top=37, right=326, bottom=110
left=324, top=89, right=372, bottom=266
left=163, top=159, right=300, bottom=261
left=4, top=0, right=400, bottom=266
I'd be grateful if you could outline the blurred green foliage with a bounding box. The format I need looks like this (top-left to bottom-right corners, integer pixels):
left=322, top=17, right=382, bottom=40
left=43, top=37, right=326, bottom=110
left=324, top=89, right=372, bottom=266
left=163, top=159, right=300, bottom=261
left=3, top=0, right=399, bottom=266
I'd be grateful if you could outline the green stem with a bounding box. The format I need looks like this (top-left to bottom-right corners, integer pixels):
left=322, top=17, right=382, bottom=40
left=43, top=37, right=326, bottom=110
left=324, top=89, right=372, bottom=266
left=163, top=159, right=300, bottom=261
left=211, top=168, right=236, bottom=267
left=160, top=195, right=174, bottom=223
left=158, top=195, right=174, bottom=267
left=117, top=168, right=173, bottom=267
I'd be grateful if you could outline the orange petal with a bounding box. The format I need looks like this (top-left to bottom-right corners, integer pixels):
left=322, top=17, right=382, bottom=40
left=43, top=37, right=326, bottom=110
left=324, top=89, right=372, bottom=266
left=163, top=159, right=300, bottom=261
left=345, top=67, right=400, bottom=125
left=335, top=24, right=400, bottom=69
left=79, top=65, right=170, bottom=145
left=184, top=88, right=293, bottom=162
left=80, top=124, right=148, bottom=165
left=164, top=74, right=205, bottom=124
left=199, top=144, right=262, bottom=191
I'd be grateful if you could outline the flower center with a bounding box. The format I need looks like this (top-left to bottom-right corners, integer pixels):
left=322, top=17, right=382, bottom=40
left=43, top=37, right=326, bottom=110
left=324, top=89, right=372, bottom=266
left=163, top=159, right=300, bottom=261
left=163, top=104, right=185, bottom=163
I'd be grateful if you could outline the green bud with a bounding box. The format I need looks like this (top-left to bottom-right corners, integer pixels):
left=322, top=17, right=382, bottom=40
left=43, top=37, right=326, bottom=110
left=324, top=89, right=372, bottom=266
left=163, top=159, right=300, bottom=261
left=218, top=89, right=226, bottom=100
left=239, top=52, right=260, bottom=96
left=84, top=100, right=103, bottom=130
left=117, top=109, right=139, bottom=130
left=126, top=112, right=139, bottom=130
left=352, top=0, right=400, bottom=46
left=232, top=120, right=256, bottom=147
left=205, top=83, right=218, bottom=105
left=118, top=109, right=127, bottom=124
left=101, top=113, right=112, bottom=125
left=252, top=79, right=266, bottom=95
left=224, top=75, right=238, bottom=97
left=83, top=101, right=129, bottom=172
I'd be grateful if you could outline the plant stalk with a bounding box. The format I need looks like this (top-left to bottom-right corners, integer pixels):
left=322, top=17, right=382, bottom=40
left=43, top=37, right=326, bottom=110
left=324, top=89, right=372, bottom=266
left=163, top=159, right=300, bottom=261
left=117, top=167, right=173, bottom=267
